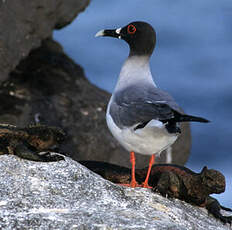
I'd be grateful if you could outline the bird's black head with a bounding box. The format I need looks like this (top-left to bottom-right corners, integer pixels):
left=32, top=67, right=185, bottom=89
left=96, top=21, right=156, bottom=57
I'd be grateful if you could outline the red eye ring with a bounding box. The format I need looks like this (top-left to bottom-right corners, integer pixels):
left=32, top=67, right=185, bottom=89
left=127, top=24, right=136, bottom=34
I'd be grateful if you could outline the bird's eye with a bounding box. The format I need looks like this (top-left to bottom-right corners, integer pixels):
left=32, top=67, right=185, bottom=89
left=127, top=24, right=136, bottom=34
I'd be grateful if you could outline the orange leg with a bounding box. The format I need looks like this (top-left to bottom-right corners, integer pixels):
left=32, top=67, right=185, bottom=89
left=119, top=151, right=139, bottom=187
left=142, top=154, right=155, bottom=188
left=129, top=151, right=139, bottom=187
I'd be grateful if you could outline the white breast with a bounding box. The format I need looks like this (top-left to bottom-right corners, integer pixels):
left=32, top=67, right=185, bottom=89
left=106, top=106, right=178, bottom=156
left=106, top=55, right=178, bottom=155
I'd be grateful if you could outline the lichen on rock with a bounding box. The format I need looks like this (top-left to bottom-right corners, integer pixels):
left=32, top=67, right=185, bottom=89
left=0, top=155, right=230, bottom=230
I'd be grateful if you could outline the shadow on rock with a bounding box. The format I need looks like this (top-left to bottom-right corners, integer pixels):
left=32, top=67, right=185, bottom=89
left=0, top=39, right=191, bottom=167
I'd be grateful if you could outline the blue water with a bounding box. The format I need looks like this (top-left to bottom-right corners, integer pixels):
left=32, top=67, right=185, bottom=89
left=54, top=0, right=232, bottom=206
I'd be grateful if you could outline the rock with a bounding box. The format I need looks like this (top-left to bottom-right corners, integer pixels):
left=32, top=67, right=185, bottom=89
left=0, top=155, right=230, bottom=230
left=0, top=38, right=191, bottom=167
left=0, top=0, right=90, bottom=81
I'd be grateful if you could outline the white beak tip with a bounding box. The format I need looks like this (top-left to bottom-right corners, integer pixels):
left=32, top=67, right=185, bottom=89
left=95, top=29, right=105, bottom=37
left=115, top=27, right=121, bottom=34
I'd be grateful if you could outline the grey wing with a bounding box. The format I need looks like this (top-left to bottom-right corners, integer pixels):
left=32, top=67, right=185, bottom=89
left=109, top=84, right=183, bottom=128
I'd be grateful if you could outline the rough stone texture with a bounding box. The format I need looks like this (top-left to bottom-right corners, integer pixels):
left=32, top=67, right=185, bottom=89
left=0, top=39, right=191, bottom=167
left=0, top=155, right=230, bottom=230
left=0, top=0, right=90, bottom=81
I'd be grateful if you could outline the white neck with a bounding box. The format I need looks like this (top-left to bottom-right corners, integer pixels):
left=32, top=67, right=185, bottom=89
left=114, top=55, right=157, bottom=92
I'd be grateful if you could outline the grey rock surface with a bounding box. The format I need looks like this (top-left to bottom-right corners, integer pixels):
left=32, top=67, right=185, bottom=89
left=0, top=39, right=191, bottom=167
left=0, top=0, right=90, bottom=81
left=0, top=155, right=230, bottom=230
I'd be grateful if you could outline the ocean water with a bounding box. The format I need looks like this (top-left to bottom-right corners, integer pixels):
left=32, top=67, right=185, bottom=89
left=54, top=0, right=232, bottom=206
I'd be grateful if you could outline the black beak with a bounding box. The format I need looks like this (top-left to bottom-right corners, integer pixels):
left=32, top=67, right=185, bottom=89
left=95, top=28, right=121, bottom=39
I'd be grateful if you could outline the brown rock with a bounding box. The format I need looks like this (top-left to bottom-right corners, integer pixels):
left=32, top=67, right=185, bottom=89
left=0, top=0, right=90, bottom=81
left=0, top=39, right=191, bottom=166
